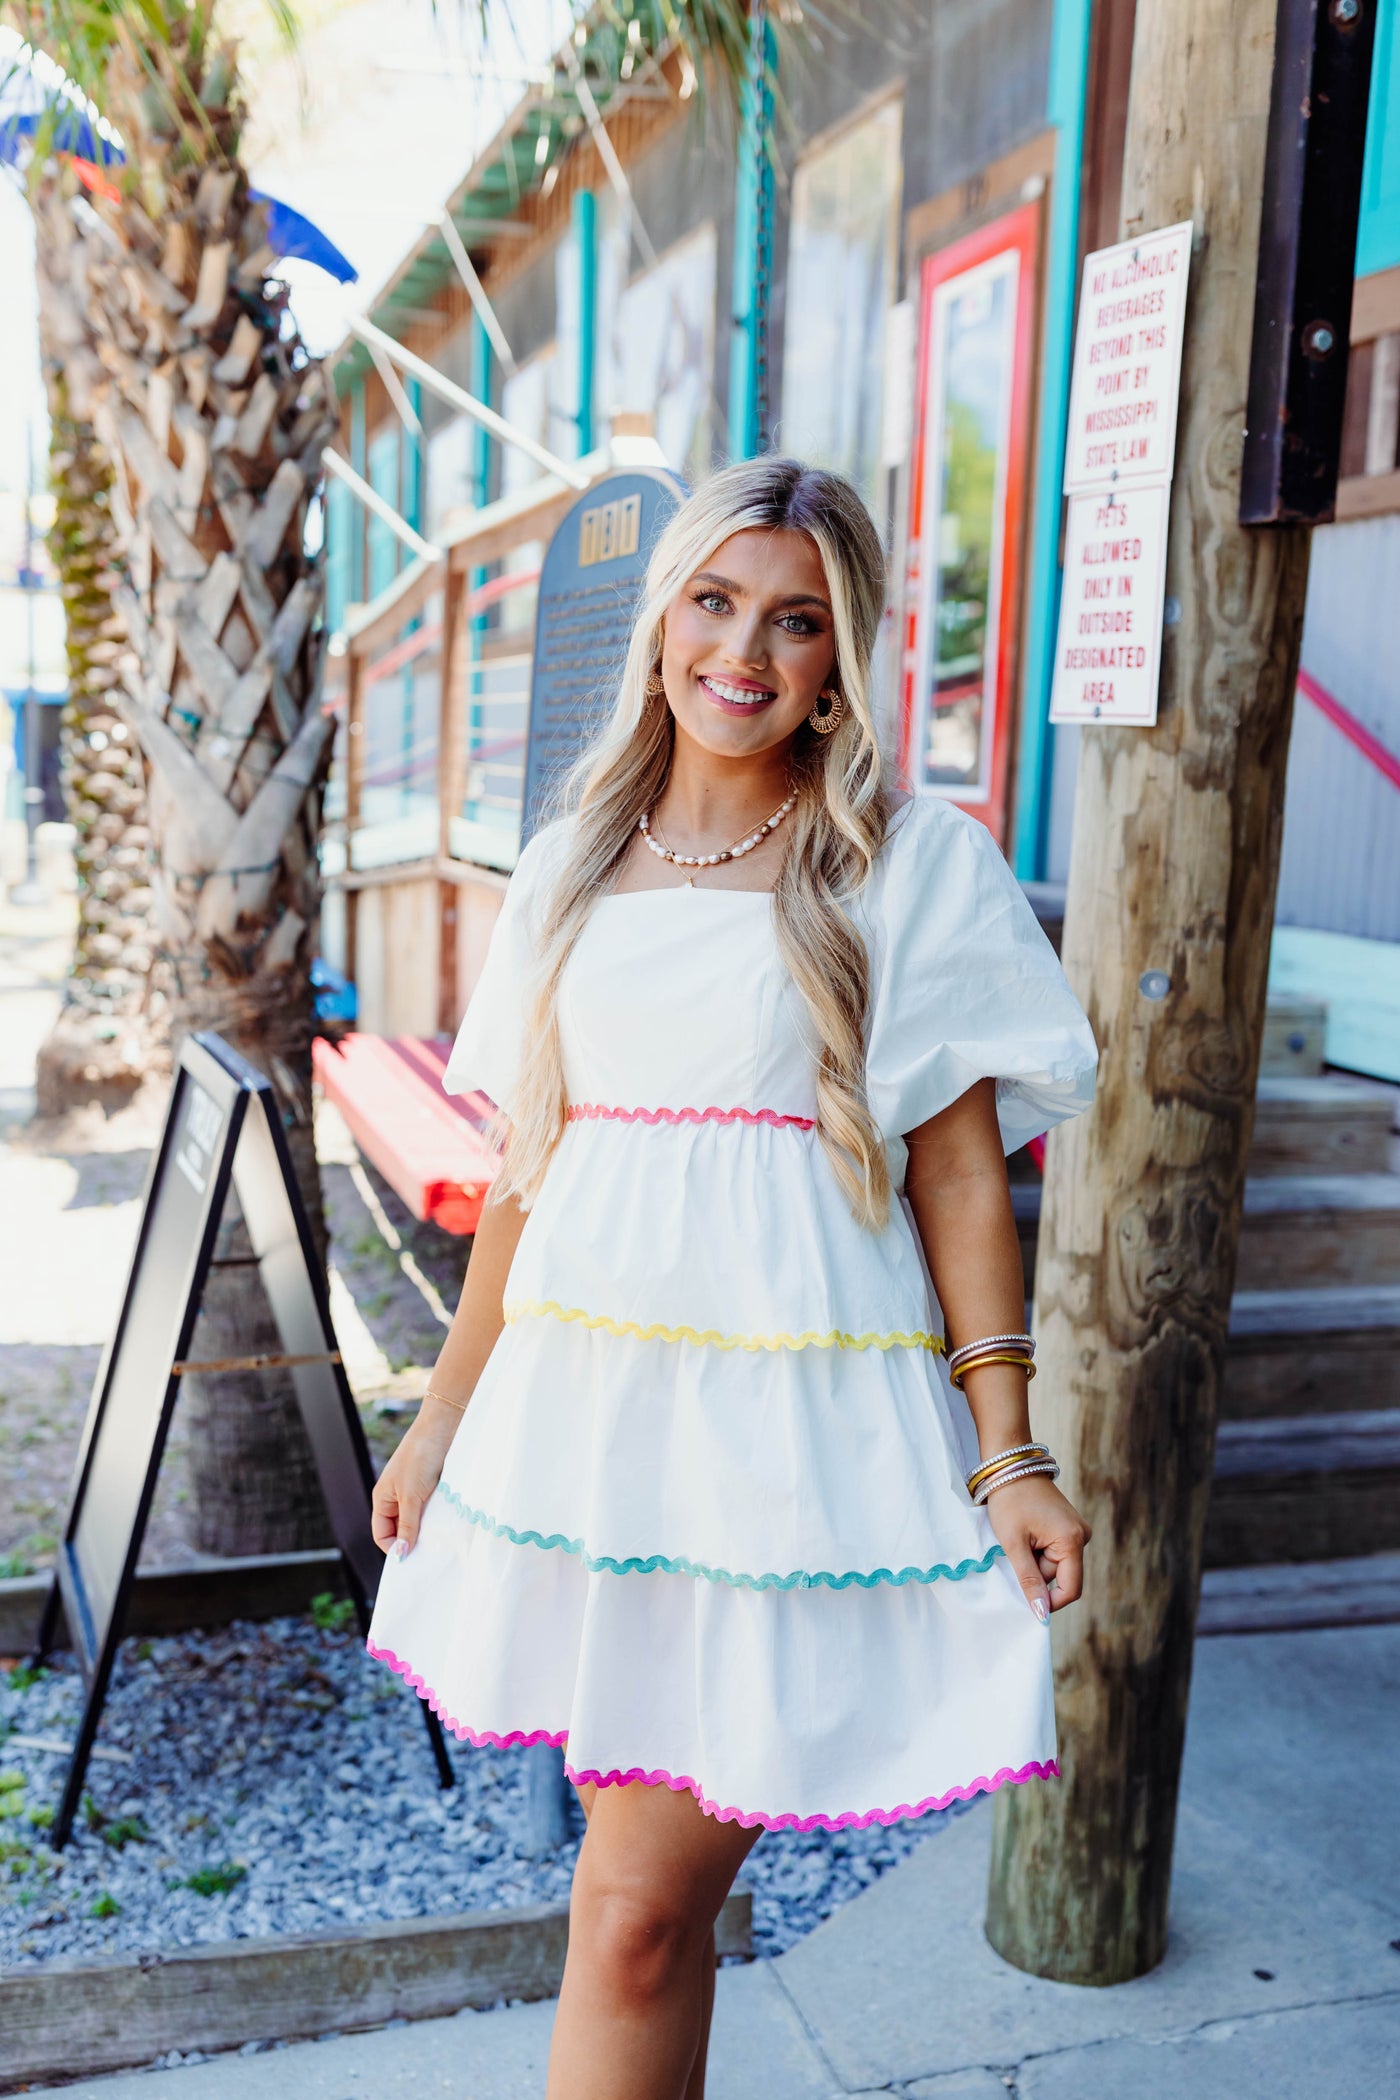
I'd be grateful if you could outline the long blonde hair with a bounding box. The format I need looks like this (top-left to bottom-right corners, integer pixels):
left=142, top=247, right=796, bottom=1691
left=495, top=457, right=895, bottom=1227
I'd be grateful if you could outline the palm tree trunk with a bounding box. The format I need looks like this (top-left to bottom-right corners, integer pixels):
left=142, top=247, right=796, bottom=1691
left=27, top=13, right=339, bottom=1554
left=31, top=180, right=167, bottom=1111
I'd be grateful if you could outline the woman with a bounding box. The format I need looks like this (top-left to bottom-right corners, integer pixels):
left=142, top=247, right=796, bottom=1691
left=367, top=457, right=1097, bottom=2097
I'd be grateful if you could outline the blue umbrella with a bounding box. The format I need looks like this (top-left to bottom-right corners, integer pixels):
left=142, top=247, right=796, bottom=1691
left=0, top=55, right=358, bottom=283
left=250, top=190, right=357, bottom=285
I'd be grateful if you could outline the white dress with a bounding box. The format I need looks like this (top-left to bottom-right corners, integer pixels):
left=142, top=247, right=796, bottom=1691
left=367, top=793, right=1097, bottom=1832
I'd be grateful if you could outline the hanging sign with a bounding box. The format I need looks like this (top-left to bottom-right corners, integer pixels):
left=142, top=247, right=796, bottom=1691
left=32, top=1032, right=451, bottom=1846
left=1061, top=222, right=1193, bottom=494
left=1047, top=484, right=1170, bottom=726
left=521, top=466, right=685, bottom=844
left=1052, top=222, right=1192, bottom=728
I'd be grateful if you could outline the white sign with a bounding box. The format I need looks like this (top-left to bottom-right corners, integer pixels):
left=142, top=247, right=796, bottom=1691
left=1049, top=483, right=1170, bottom=726
left=1062, top=222, right=1192, bottom=495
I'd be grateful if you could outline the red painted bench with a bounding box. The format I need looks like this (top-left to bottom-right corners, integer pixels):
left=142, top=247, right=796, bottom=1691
left=312, top=1033, right=500, bottom=1235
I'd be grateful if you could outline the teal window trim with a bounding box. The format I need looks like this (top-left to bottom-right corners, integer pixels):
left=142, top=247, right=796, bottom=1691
left=727, top=12, right=776, bottom=460
left=1009, top=0, right=1094, bottom=880
left=465, top=312, right=495, bottom=847
left=574, top=189, right=597, bottom=456
left=366, top=423, right=401, bottom=599
left=405, top=377, right=424, bottom=535
left=324, top=477, right=352, bottom=633
left=349, top=383, right=367, bottom=603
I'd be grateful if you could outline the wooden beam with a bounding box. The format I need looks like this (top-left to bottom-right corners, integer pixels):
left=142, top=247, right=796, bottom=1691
left=0, top=1552, right=347, bottom=1656
left=0, top=1889, right=752, bottom=2088
left=1335, top=467, right=1400, bottom=521
left=984, top=0, right=1314, bottom=1985
left=438, top=567, right=470, bottom=1033
left=1351, top=260, right=1400, bottom=345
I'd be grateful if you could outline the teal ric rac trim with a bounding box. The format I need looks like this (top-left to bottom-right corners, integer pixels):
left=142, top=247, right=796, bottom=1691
left=435, top=1482, right=1004, bottom=1592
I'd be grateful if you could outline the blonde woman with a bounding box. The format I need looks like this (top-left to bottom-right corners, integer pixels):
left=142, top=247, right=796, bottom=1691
left=367, top=457, right=1097, bottom=2097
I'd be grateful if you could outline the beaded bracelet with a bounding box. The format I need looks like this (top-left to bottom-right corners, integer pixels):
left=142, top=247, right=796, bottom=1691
left=973, top=1458, right=1061, bottom=1506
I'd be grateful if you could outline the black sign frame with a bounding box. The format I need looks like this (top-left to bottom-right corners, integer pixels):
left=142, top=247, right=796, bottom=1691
left=34, top=1032, right=452, bottom=1845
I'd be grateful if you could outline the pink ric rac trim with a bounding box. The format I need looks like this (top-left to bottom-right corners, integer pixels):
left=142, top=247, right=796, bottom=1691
left=567, top=1102, right=815, bottom=1131
left=366, top=1645, right=566, bottom=1751
left=367, top=1641, right=1058, bottom=1833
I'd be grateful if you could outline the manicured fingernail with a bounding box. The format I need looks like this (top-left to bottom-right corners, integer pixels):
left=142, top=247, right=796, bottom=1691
left=393, top=1539, right=408, bottom=1561
left=1031, top=1595, right=1049, bottom=1623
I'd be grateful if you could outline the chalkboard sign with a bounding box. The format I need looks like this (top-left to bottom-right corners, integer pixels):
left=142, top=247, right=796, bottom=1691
left=35, top=1032, right=450, bottom=1844
left=520, top=466, right=685, bottom=843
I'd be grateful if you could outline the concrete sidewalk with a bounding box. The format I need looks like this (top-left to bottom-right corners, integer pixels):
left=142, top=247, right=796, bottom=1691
left=39, top=1624, right=1400, bottom=2098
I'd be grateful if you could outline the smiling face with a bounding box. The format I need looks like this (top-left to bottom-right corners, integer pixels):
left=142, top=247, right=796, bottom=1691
left=657, top=527, right=839, bottom=760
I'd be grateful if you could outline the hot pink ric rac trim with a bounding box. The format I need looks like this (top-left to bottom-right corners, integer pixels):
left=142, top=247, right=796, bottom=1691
left=562, top=1760, right=1061, bottom=1833
left=366, top=1641, right=1058, bottom=1833
left=566, top=1102, right=815, bottom=1131
left=366, top=1644, right=566, bottom=1750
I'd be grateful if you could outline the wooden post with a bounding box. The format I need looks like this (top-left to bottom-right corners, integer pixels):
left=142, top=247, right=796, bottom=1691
left=437, top=557, right=469, bottom=1036
left=984, top=0, right=1314, bottom=1982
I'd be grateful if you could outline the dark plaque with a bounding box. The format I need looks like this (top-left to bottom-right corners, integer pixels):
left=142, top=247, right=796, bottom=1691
left=34, top=1032, right=451, bottom=1844
left=521, top=466, right=685, bottom=843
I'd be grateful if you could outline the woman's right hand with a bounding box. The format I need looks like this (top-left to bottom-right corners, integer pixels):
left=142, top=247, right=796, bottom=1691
left=371, top=1397, right=463, bottom=1559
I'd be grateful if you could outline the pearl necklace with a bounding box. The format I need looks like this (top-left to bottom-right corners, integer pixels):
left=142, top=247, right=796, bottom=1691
left=639, top=790, right=797, bottom=884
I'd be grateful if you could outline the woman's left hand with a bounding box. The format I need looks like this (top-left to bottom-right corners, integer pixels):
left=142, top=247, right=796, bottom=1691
left=983, top=1475, right=1091, bottom=1621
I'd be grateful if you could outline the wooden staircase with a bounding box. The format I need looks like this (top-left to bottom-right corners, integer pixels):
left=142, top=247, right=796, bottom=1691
left=1013, top=998, right=1400, bottom=1573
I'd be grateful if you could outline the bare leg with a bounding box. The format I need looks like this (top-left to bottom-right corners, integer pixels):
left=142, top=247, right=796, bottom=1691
left=681, top=1927, right=716, bottom=2100
left=574, top=1784, right=722, bottom=2100
left=548, top=1778, right=759, bottom=2100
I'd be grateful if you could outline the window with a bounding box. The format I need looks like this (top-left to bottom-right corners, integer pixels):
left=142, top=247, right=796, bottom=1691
left=594, top=210, right=718, bottom=482
left=779, top=97, right=903, bottom=515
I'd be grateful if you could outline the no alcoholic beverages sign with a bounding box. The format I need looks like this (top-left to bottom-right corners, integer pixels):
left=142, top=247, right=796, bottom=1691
left=1052, top=223, right=1192, bottom=728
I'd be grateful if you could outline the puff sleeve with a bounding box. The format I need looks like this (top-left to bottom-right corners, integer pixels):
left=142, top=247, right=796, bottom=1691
left=860, top=795, right=1097, bottom=1156
left=440, top=821, right=567, bottom=1116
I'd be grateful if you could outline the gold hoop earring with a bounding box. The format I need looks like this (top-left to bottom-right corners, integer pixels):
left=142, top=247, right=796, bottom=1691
left=808, top=686, right=845, bottom=736
left=645, top=667, right=666, bottom=699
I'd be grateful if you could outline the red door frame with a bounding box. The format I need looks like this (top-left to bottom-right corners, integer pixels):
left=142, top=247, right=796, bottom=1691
left=899, top=199, right=1041, bottom=846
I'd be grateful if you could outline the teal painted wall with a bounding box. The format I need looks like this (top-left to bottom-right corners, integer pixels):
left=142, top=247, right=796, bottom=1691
left=1358, top=0, right=1400, bottom=278
left=325, top=476, right=352, bottom=632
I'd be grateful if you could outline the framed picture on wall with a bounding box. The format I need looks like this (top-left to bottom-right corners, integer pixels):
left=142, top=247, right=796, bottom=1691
left=899, top=199, right=1040, bottom=844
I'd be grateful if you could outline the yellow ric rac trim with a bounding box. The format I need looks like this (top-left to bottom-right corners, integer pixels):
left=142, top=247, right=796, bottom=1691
left=504, top=1299, right=944, bottom=1355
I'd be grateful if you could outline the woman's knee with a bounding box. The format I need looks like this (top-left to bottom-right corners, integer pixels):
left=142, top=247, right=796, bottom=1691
left=572, top=1877, right=704, bottom=2008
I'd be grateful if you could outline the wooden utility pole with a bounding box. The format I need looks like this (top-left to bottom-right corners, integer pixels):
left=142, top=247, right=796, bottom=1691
left=984, top=0, right=1314, bottom=1982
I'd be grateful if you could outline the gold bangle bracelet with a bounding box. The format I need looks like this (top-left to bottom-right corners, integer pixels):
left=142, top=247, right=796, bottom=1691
left=421, top=1385, right=469, bottom=1413
left=949, top=1352, right=1039, bottom=1390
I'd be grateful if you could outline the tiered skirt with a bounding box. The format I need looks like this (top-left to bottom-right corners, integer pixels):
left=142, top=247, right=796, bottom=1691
left=366, top=1114, right=1057, bottom=1830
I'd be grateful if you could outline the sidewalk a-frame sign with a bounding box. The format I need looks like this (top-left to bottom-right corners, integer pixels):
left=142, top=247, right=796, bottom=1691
left=33, top=1032, right=452, bottom=1845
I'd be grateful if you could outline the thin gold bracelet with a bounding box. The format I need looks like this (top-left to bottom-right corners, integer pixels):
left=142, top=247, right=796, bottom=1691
left=421, top=1385, right=469, bottom=1413
left=949, top=1352, right=1039, bottom=1390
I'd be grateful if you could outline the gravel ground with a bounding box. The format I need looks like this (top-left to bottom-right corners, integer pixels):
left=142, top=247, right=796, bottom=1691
left=0, top=1614, right=955, bottom=1970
